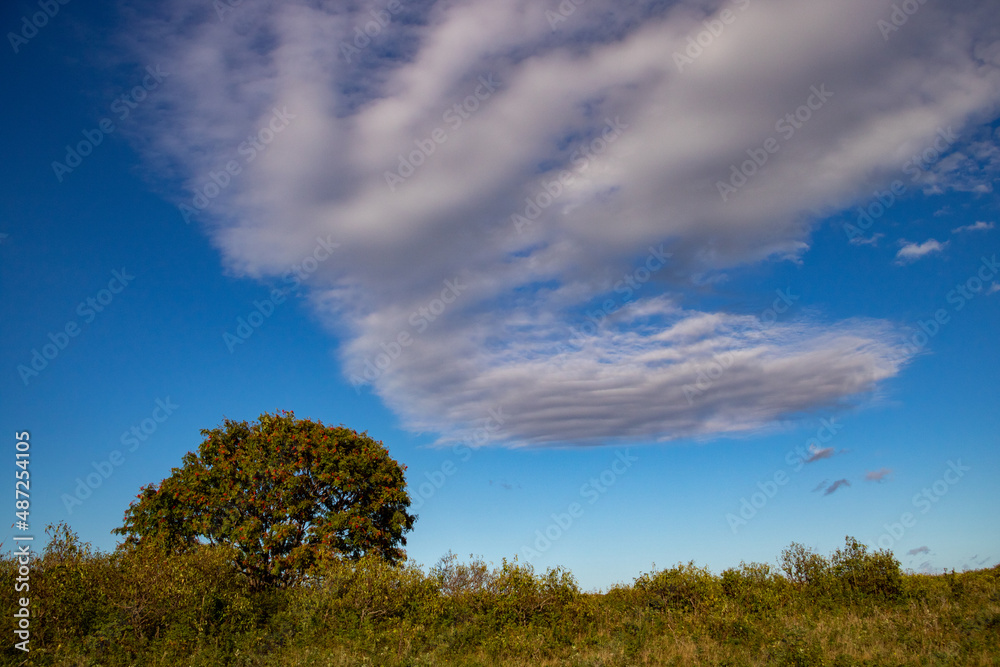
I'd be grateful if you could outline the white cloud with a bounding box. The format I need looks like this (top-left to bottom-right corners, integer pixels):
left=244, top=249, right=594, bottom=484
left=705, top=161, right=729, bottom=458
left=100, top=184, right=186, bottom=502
left=347, top=301, right=907, bottom=446
left=952, top=220, right=995, bottom=233
left=895, top=239, right=948, bottom=264
left=116, top=0, right=1000, bottom=446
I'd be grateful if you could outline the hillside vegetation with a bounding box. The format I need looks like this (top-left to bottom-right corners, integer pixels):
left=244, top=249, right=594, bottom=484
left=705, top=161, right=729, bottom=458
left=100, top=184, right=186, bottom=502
left=2, top=526, right=998, bottom=666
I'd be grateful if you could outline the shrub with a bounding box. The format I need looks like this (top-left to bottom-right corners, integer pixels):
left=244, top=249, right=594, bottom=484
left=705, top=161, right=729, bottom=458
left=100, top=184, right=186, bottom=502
left=29, top=523, right=116, bottom=648
left=431, top=550, right=492, bottom=598
left=721, top=561, right=791, bottom=613
left=901, top=571, right=950, bottom=602
left=298, top=553, right=438, bottom=629
left=633, top=561, right=722, bottom=612
left=779, top=542, right=832, bottom=596
left=829, top=535, right=902, bottom=601
left=481, top=558, right=548, bottom=628
left=107, top=539, right=257, bottom=645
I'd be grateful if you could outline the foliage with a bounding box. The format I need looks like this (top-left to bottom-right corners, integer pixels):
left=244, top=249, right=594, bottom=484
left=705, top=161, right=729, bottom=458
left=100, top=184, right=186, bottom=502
left=430, top=550, right=492, bottom=597
left=634, top=560, right=723, bottom=612
left=779, top=541, right=832, bottom=593
left=829, top=535, right=902, bottom=600
left=6, top=525, right=997, bottom=665
left=297, top=553, right=440, bottom=628
left=113, top=410, right=415, bottom=588
left=778, top=536, right=903, bottom=602
left=721, top=561, right=791, bottom=613
left=30, top=523, right=113, bottom=646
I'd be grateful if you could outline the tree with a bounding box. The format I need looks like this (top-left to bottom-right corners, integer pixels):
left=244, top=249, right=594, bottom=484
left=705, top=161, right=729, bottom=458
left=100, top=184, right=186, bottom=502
left=113, top=410, right=415, bottom=588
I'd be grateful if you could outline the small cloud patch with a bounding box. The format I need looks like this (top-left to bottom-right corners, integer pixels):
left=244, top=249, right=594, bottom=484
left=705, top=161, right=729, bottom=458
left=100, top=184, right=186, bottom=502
left=865, top=468, right=892, bottom=482
left=896, top=239, right=948, bottom=264
left=823, top=479, right=851, bottom=495
left=952, top=221, right=994, bottom=233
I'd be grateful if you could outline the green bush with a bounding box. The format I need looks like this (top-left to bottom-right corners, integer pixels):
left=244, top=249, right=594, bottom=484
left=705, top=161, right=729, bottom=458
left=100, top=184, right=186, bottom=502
left=830, top=535, right=902, bottom=601
left=902, top=571, right=951, bottom=602
left=298, top=553, right=439, bottom=629
left=633, top=560, right=723, bottom=612
left=431, top=551, right=492, bottom=598
left=107, top=539, right=258, bottom=645
left=29, top=523, right=116, bottom=647
left=779, top=541, right=832, bottom=596
left=779, top=537, right=903, bottom=603
left=721, top=561, right=791, bottom=613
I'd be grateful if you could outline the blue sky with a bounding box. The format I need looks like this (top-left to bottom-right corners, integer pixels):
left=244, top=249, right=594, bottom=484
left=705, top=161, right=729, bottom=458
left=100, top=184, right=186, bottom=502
left=1, top=0, right=998, bottom=591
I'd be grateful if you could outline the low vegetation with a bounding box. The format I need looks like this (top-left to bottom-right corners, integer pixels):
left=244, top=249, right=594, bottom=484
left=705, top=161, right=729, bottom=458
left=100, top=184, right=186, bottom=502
left=2, top=526, right=997, bottom=665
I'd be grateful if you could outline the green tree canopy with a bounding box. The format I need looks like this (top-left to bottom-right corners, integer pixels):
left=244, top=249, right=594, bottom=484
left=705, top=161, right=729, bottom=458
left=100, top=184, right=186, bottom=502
left=114, top=410, right=415, bottom=587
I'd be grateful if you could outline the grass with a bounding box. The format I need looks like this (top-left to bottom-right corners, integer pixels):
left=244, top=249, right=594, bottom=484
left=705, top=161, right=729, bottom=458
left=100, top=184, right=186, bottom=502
left=1, top=526, right=997, bottom=666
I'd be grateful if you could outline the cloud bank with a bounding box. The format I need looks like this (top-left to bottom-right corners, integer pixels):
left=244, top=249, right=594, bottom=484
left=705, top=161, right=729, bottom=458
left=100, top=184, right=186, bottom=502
left=117, top=0, right=1000, bottom=447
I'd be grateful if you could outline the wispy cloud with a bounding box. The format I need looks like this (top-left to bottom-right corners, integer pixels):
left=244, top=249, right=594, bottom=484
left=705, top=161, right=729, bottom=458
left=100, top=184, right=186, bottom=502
left=987, top=282, right=1000, bottom=295
left=823, top=479, right=851, bottom=496
left=115, top=0, right=1000, bottom=447
left=895, top=239, right=948, bottom=264
left=804, top=446, right=841, bottom=463
left=908, top=546, right=930, bottom=556
left=952, top=220, right=995, bottom=233
left=811, top=479, right=829, bottom=493
left=865, top=467, right=892, bottom=482
left=849, top=233, right=884, bottom=247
